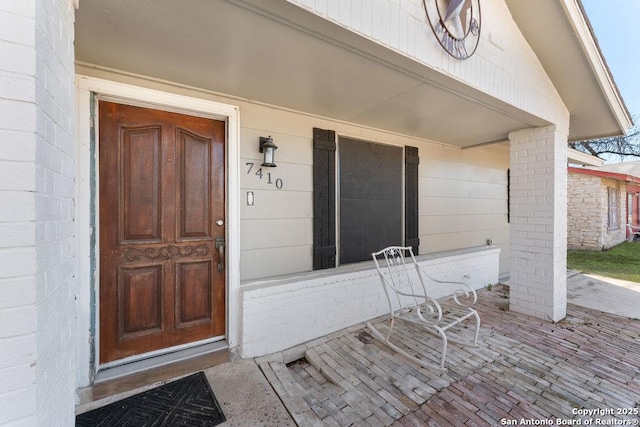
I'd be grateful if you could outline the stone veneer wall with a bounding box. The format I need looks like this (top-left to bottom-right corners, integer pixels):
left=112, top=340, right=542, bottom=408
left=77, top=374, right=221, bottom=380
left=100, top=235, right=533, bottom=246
left=568, top=173, right=604, bottom=249
left=568, top=173, right=627, bottom=250
left=602, top=179, right=627, bottom=249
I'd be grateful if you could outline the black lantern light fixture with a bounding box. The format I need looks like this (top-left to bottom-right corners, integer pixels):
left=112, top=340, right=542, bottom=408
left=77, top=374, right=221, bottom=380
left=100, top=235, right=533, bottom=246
left=259, top=136, right=278, bottom=167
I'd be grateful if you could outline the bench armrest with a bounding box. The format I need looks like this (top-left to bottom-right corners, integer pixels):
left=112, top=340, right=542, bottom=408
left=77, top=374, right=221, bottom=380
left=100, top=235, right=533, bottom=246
left=416, top=266, right=478, bottom=307
left=452, top=277, right=478, bottom=307
left=395, top=289, right=444, bottom=322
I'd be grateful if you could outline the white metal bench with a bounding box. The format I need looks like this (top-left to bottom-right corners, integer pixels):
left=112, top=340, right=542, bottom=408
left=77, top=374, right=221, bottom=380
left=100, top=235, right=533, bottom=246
left=367, top=246, right=480, bottom=370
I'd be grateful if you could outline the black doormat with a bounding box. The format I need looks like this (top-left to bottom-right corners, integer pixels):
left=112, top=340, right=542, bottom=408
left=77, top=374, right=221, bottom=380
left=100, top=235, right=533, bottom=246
left=76, top=372, right=226, bottom=427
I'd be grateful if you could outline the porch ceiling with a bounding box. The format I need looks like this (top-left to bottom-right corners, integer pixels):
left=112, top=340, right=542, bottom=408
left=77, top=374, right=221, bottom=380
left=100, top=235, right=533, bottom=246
left=74, top=0, right=625, bottom=148
left=76, top=0, right=546, bottom=148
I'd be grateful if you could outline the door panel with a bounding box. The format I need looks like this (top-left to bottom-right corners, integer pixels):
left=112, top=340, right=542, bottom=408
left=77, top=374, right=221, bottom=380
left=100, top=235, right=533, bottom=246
left=176, top=261, right=212, bottom=326
left=99, top=100, right=226, bottom=364
left=178, top=129, right=211, bottom=240
left=119, top=265, right=163, bottom=336
left=121, top=126, right=162, bottom=243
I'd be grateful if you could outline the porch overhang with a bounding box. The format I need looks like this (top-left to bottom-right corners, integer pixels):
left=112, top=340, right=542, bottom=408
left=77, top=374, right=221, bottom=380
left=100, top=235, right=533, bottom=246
left=75, top=0, right=630, bottom=147
left=73, top=0, right=525, bottom=149
left=506, top=0, right=633, bottom=141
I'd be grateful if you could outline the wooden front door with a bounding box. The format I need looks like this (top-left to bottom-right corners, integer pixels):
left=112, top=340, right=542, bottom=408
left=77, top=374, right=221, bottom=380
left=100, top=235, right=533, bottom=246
left=99, top=101, right=226, bottom=364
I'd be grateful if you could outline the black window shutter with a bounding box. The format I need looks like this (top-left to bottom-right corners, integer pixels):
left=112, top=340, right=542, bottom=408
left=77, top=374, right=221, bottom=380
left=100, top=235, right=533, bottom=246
left=405, top=146, right=420, bottom=254
left=313, top=128, right=336, bottom=270
left=507, top=168, right=511, bottom=223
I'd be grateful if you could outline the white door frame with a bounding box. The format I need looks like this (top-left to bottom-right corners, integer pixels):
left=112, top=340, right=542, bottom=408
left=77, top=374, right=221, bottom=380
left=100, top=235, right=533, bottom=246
left=75, top=75, right=241, bottom=388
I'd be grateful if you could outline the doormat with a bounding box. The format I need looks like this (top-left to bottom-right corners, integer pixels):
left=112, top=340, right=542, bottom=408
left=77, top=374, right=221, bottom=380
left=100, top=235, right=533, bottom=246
left=76, top=371, right=226, bottom=427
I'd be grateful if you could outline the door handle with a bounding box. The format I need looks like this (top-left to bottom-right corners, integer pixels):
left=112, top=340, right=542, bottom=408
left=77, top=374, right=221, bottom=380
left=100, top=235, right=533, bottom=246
left=215, top=237, right=225, bottom=272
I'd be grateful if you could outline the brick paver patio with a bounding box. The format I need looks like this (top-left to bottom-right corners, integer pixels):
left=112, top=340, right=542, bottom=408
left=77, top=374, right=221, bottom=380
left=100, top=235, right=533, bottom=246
left=258, top=285, right=640, bottom=426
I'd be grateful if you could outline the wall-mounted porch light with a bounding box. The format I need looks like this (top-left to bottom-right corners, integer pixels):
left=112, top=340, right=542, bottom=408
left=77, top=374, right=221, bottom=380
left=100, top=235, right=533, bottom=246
left=259, top=136, right=278, bottom=167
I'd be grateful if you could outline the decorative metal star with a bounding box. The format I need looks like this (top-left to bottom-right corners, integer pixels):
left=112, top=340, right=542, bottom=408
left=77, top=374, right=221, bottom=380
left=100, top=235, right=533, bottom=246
left=443, top=0, right=472, bottom=37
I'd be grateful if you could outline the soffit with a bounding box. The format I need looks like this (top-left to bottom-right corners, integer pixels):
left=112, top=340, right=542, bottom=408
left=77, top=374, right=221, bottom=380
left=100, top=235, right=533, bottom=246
left=505, top=0, right=632, bottom=141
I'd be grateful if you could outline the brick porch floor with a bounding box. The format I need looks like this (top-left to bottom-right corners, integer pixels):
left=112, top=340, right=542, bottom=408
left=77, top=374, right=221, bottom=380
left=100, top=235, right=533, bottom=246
left=258, top=285, right=640, bottom=426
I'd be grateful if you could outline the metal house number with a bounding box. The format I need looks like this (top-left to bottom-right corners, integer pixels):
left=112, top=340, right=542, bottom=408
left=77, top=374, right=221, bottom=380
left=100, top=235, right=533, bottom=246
left=245, top=162, right=284, bottom=189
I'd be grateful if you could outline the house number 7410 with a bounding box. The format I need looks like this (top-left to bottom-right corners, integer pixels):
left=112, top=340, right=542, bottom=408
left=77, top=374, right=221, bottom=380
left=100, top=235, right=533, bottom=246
left=245, top=162, right=283, bottom=189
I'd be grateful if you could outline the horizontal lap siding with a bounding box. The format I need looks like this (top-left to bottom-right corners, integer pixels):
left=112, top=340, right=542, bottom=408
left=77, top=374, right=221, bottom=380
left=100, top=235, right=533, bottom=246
left=419, top=154, right=510, bottom=278
left=240, top=126, right=315, bottom=280
left=78, top=68, right=511, bottom=282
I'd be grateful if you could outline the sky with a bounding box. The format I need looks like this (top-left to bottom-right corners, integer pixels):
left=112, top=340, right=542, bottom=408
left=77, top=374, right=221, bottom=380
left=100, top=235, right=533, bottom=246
left=581, top=0, right=640, bottom=119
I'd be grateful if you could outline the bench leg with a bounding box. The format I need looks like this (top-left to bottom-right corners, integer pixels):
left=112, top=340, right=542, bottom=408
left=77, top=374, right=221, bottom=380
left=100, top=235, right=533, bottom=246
left=386, top=317, right=395, bottom=341
left=436, top=326, right=448, bottom=370
left=472, top=309, right=480, bottom=345
left=366, top=321, right=447, bottom=372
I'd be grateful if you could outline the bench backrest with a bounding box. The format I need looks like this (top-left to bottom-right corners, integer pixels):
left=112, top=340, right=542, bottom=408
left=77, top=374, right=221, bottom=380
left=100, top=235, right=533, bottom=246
left=372, top=246, right=429, bottom=312
left=372, top=245, right=477, bottom=314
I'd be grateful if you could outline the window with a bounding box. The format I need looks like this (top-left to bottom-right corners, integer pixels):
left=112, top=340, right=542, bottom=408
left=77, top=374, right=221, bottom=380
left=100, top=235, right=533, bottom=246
left=312, top=128, right=419, bottom=269
left=608, top=187, right=620, bottom=230
left=339, top=137, right=403, bottom=264
left=628, top=193, right=634, bottom=225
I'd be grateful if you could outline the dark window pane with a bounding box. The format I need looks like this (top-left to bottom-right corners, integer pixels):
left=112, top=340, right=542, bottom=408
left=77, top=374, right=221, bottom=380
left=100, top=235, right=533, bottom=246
left=339, top=137, right=402, bottom=264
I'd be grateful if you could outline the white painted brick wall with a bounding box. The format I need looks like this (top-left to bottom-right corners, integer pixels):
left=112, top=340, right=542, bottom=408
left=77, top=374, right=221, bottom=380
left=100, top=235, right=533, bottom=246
left=509, top=126, right=567, bottom=322
left=240, top=246, right=500, bottom=357
left=0, top=0, right=76, bottom=425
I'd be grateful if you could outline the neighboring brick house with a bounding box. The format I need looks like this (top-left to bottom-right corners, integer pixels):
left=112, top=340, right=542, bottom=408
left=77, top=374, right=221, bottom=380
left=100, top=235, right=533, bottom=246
left=568, top=166, right=640, bottom=250
left=597, top=161, right=640, bottom=235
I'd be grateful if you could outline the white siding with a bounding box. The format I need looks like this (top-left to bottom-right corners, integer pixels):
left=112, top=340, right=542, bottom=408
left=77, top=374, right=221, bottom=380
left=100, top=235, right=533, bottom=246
left=237, top=100, right=511, bottom=280
left=75, top=66, right=510, bottom=281
left=419, top=149, right=510, bottom=277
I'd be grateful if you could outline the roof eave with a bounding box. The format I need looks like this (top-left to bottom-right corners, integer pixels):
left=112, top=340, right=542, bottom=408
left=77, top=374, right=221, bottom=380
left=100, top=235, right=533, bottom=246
left=507, top=0, right=633, bottom=141
left=567, top=148, right=604, bottom=167
left=568, top=166, right=640, bottom=185
left=567, top=0, right=634, bottom=131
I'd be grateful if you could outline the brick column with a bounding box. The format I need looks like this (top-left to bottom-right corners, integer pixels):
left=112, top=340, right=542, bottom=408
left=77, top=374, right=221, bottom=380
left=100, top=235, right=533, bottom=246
left=509, top=125, right=567, bottom=322
left=0, top=0, right=77, bottom=425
